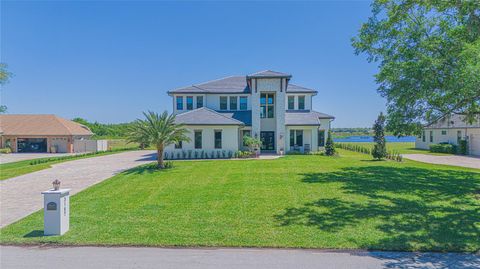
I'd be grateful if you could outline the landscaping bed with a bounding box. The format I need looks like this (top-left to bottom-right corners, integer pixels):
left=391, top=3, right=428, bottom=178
left=1, top=150, right=479, bottom=252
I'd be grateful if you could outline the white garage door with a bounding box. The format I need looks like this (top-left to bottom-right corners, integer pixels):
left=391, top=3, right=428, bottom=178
left=470, top=134, right=480, bottom=156
left=51, top=138, right=68, bottom=153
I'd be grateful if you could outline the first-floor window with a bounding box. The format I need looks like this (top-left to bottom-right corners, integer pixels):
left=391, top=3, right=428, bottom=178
left=290, top=130, right=303, bottom=147
left=457, top=130, right=462, bottom=143
left=196, top=96, right=203, bottom=108
left=242, top=130, right=251, bottom=146
left=176, top=96, right=183, bottom=110
left=430, top=131, right=433, bottom=143
left=318, top=130, right=325, bottom=147
left=194, top=130, right=202, bottom=149
left=174, top=141, right=182, bottom=149
left=441, top=130, right=447, bottom=135
left=214, top=130, right=222, bottom=149
left=422, top=131, right=426, bottom=142
left=186, top=96, right=193, bottom=110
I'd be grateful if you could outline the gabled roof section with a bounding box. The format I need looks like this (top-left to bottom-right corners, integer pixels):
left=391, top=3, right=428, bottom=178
left=285, top=110, right=334, bottom=126
left=218, top=111, right=252, bottom=126
left=247, top=70, right=292, bottom=78
left=169, top=76, right=250, bottom=94
left=0, top=114, right=93, bottom=136
left=426, top=114, right=480, bottom=129
left=174, top=107, right=245, bottom=126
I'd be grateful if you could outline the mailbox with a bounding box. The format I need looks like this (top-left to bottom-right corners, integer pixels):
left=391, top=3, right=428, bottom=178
left=42, top=188, right=70, bottom=235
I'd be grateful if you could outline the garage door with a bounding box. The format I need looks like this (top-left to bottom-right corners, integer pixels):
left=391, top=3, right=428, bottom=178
left=51, top=137, right=68, bottom=153
left=17, top=138, right=47, bottom=153
left=470, top=134, right=480, bottom=156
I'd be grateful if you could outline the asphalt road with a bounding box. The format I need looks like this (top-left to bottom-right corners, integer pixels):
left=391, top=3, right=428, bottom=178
left=1, top=246, right=478, bottom=269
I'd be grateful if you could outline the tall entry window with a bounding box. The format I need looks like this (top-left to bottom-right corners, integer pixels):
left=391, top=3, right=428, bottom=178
left=240, top=96, right=248, bottom=110
left=194, top=130, right=202, bottom=149
left=176, top=96, right=183, bottom=110
left=318, top=130, right=325, bottom=147
left=214, top=130, right=222, bottom=148
left=186, top=96, right=193, bottom=110
left=298, top=96, right=305, bottom=110
left=290, top=130, right=303, bottom=147
left=430, top=131, right=433, bottom=143
left=288, top=96, right=295, bottom=110
left=220, top=97, right=228, bottom=110
left=196, top=96, right=203, bottom=108
left=260, top=93, right=274, bottom=118
left=230, top=96, right=238, bottom=110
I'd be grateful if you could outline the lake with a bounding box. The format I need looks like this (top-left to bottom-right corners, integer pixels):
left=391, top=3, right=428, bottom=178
left=334, top=135, right=416, bottom=143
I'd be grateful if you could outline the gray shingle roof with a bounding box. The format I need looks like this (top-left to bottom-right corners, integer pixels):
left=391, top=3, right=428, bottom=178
left=175, top=107, right=245, bottom=125
left=426, top=114, right=480, bottom=129
left=218, top=111, right=252, bottom=126
left=169, top=73, right=317, bottom=94
left=285, top=110, right=335, bottom=126
left=247, top=70, right=292, bottom=78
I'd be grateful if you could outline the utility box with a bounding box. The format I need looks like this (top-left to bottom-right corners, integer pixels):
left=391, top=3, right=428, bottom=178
left=42, top=188, right=70, bottom=235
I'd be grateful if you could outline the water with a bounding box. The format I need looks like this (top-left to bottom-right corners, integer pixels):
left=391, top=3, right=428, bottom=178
left=334, top=135, right=416, bottom=143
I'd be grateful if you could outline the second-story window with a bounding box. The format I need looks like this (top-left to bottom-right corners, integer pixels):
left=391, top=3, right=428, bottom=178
left=176, top=96, right=183, bottom=110
left=240, top=96, right=248, bottom=110
left=220, top=96, right=228, bottom=110
left=288, top=96, right=295, bottom=110
left=196, top=96, right=203, bottom=108
left=186, top=96, right=193, bottom=110
left=298, top=96, right=305, bottom=110
left=230, top=96, right=238, bottom=110
left=260, top=93, right=274, bottom=118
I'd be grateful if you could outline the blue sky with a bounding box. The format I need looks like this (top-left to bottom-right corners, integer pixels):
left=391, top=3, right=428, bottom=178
left=1, top=1, right=383, bottom=127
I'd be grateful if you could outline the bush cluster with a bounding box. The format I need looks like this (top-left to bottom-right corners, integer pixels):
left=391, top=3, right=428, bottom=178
left=335, top=143, right=402, bottom=162
left=164, top=150, right=238, bottom=160
left=429, top=143, right=457, bottom=154
left=0, top=148, right=12, bottom=154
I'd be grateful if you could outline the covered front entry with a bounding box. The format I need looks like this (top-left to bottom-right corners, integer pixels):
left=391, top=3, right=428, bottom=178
left=17, top=138, right=47, bottom=153
left=260, top=131, right=275, bottom=152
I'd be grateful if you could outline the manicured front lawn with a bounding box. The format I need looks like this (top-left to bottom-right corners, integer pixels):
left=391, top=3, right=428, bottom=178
left=1, top=150, right=479, bottom=252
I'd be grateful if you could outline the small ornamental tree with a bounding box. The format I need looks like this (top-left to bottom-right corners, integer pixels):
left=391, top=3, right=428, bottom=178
left=325, top=130, right=335, bottom=156
left=243, top=136, right=262, bottom=153
left=372, top=112, right=387, bottom=160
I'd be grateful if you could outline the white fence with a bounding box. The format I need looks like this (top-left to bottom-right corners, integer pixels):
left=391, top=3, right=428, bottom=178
left=73, top=140, right=108, bottom=153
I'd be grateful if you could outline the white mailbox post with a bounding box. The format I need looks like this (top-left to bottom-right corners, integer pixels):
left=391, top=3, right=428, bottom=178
left=42, top=183, right=70, bottom=236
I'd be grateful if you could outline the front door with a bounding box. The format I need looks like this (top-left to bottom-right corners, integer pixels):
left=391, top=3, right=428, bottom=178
left=260, top=131, right=275, bottom=151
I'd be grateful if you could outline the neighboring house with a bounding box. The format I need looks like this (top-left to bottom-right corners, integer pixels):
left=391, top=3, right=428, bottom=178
left=166, top=70, right=334, bottom=155
left=415, top=114, right=480, bottom=156
left=0, top=114, right=93, bottom=153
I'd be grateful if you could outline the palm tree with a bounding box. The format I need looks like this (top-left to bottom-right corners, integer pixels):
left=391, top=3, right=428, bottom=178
left=127, top=111, right=190, bottom=169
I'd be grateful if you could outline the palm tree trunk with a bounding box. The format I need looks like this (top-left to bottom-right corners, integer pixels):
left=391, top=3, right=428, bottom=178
left=157, top=144, right=165, bottom=169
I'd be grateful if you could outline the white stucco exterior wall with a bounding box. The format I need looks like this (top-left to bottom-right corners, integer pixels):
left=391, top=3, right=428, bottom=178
left=415, top=128, right=480, bottom=156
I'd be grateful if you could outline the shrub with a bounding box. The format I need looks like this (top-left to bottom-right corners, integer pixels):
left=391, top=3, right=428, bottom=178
left=429, top=143, right=457, bottom=154
left=458, top=139, right=468, bottom=155
left=372, top=113, right=387, bottom=160
left=325, top=131, right=336, bottom=156
left=0, top=148, right=12, bottom=154
left=163, top=161, right=174, bottom=169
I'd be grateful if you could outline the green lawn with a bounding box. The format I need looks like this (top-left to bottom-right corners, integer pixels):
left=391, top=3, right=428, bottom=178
left=0, top=148, right=135, bottom=180
left=1, top=150, right=479, bottom=252
left=341, top=142, right=448, bottom=155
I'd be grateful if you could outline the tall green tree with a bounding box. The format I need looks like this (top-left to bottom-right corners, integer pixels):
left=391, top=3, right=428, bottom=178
left=352, top=1, right=480, bottom=135
left=0, top=63, right=13, bottom=113
left=127, top=111, right=190, bottom=169
left=325, top=130, right=336, bottom=156
left=372, top=112, right=387, bottom=160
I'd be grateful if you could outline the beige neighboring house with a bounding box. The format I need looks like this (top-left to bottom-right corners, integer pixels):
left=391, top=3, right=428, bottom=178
left=0, top=114, right=93, bottom=153
left=415, top=114, right=480, bottom=156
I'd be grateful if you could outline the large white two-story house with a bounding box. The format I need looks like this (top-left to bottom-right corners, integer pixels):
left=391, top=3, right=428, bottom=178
left=165, top=70, right=334, bottom=155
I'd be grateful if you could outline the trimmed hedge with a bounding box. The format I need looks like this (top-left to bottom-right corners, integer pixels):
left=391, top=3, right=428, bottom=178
left=429, top=143, right=457, bottom=154
left=0, top=148, right=12, bottom=154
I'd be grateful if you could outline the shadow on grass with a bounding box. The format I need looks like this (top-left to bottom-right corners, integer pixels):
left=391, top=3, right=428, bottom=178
left=23, top=230, right=44, bottom=238
left=122, top=162, right=174, bottom=176
left=275, top=166, right=480, bottom=252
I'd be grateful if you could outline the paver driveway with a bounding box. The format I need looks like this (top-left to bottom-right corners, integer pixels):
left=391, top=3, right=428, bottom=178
left=0, top=150, right=155, bottom=227
left=403, top=154, right=480, bottom=169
